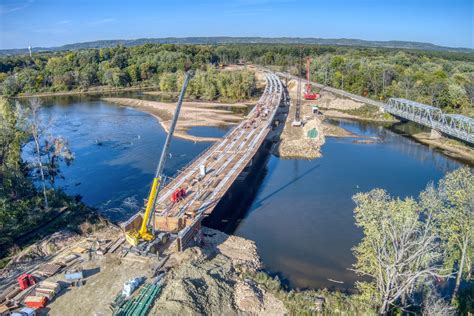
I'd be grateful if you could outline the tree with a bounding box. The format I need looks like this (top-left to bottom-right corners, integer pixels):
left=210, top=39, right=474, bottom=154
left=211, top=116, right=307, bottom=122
left=0, top=97, right=27, bottom=195
left=1, top=76, right=20, bottom=97
left=429, top=167, right=474, bottom=301
left=29, top=98, right=49, bottom=208
left=42, top=136, right=74, bottom=186
left=352, top=189, right=446, bottom=314
left=159, top=72, right=177, bottom=92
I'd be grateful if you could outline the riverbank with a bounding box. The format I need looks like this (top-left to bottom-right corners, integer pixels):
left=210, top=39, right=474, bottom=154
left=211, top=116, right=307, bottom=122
left=15, top=85, right=160, bottom=98
left=412, top=133, right=474, bottom=163
left=312, top=89, right=474, bottom=163
left=102, top=97, right=249, bottom=142
left=0, top=224, right=370, bottom=315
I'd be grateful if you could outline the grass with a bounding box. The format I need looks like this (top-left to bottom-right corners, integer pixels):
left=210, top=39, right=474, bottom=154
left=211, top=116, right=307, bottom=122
left=242, top=271, right=376, bottom=315
left=339, top=104, right=395, bottom=121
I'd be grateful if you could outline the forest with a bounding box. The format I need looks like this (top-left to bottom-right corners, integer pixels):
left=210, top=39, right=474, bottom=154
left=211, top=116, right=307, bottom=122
left=0, top=43, right=473, bottom=115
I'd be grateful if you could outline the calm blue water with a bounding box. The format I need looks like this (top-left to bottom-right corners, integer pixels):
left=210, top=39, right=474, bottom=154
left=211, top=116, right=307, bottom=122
left=232, top=120, right=463, bottom=290
left=24, top=99, right=211, bottom=221
left=25, top=98, right=467, bottom=290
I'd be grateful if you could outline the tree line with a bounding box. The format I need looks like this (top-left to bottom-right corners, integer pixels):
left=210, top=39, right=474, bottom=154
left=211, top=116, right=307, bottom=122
left=0, top=44, right=256, bottom=102
left=0, top=43, right=473, bottom=114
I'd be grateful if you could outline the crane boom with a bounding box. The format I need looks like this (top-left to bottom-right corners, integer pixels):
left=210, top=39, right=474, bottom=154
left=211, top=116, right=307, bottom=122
left=126, top=71, right=193, bottom=246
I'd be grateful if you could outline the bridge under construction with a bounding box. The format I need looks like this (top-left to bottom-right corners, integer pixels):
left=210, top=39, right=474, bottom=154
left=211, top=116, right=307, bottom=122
left=123, top=71, right=286, bottom=252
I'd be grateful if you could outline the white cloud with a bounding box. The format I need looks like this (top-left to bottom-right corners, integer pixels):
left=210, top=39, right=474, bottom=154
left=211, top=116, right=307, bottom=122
left=87, top=18, right=117, bottom=26
left=0, top=0, right=34, bottom=15
left=56, top=20, right=72, bottom=25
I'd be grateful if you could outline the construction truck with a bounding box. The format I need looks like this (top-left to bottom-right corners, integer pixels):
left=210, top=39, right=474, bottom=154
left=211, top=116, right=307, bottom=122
left=124, top=71, right=193, bottom=249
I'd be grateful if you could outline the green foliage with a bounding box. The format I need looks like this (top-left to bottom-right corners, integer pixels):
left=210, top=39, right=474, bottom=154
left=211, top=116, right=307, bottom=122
left=1, top=44, right=472, bottom=114
left=352, top=167, right=474, bottom=314
left=244, top=271, right=375, bottom=315
left=0, top=97, right=99, bottom=258
left=426, top=167, right=474, bottom=299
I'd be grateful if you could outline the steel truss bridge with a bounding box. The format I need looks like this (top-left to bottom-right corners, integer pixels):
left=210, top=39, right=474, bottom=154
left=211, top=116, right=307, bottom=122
left=386, top=98, right=474, bottom=144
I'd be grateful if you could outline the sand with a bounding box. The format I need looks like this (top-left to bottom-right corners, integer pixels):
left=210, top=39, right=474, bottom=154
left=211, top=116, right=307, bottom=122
left=102, top=98, right=249, bottom=142
left=276, top=79, right=325, bottom=159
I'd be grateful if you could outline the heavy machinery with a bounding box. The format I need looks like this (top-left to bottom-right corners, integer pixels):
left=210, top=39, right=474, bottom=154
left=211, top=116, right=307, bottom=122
left=125, top=71, right=193, bottom=247
left=303, top=57, right=320, bottom=100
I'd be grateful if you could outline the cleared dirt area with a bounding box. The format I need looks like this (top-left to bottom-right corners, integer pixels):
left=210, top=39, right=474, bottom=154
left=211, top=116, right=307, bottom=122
left=150, top=227, right=287, bottom=315
left=317, top=92, right=365, bottom=111
left=1, top=224, right=287, bottom=315
left=103, top=98, right=249, bottom=142
left=276, top=79, right=325, bottom=159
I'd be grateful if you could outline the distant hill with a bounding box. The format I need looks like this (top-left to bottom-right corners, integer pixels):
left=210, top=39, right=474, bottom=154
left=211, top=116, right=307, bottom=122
left=1, top=37, right=473, bottom=56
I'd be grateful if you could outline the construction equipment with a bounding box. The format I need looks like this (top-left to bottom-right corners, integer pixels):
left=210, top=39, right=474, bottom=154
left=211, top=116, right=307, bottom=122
left=125, top=71, right=193, bottom=247
left=17, top=274, right=36, bottom=290
left=303, top=57, right=320, bottom=100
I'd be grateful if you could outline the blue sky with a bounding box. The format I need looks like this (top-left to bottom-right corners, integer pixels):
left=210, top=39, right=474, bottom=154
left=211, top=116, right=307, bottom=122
left=0, top=0, right=472, bottom=49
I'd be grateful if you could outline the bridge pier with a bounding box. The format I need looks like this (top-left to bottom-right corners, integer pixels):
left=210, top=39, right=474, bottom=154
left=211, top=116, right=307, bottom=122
left=430, top=128, right=442, bottom=140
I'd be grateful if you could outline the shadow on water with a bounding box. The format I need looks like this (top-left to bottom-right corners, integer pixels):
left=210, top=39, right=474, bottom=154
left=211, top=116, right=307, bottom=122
left=252, top=163, right=320, bottom=209
left=203, top=143, right=273, bottom=234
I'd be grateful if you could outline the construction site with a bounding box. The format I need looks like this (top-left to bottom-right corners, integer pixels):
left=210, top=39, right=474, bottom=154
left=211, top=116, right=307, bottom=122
left=0, top=58, right=368, bottom=315
left=0, top=69, right=294, bottom=315
left=2, top=60, right=472, bottom=314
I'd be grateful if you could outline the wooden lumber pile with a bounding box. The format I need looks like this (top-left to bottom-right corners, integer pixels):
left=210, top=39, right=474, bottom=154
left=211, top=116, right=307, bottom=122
left=56, top=253, right=83, bottom=269
left=35, top=263, right=63, bottom=277
left=35, top=281, right=60, bottom=300
left=0, top=301, right=18, bottom=314
left=96, top=240, right=114, bottom=256
left=5, top=287, right=21, bottom=302
left=11, top=284, right=37, bottom=304
left=108, top=237, right=125, bottom=254
left=0, top=285, right=20, bottom=304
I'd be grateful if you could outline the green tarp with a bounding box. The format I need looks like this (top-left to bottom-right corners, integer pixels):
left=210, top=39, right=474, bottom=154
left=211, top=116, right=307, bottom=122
left=307, top=128, right=318, bottom=139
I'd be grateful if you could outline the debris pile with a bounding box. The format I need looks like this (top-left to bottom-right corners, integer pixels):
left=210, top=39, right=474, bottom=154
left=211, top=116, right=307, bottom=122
left=149, top=228, right=287, bottom=315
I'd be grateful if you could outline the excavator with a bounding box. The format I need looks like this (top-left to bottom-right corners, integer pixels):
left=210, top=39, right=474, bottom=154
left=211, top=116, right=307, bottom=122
left=125, top=71, right=193, bottom=247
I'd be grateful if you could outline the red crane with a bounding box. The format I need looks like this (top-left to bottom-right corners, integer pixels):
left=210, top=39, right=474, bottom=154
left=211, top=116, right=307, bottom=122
left=304, top=57, right=320, bottom=100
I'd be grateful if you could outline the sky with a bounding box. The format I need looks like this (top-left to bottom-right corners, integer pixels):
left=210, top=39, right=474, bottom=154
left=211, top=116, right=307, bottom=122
left=0, top=0, right=472, bottom=49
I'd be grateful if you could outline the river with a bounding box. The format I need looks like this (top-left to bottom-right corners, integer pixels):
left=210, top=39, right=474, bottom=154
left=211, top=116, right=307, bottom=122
left=26, top=95, right=466, bottom=290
